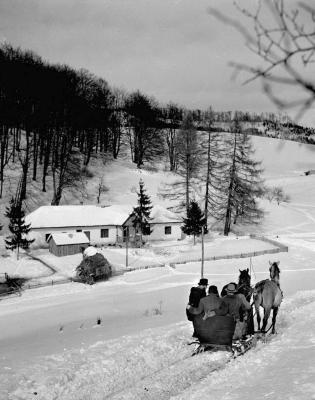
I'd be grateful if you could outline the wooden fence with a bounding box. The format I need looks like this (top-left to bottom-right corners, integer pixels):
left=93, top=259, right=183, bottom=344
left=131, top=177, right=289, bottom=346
left=1, top=235, right=289, bottom=296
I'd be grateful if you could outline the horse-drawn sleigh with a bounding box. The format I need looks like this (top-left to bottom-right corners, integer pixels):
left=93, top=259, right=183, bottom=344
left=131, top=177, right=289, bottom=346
left=191, top=261, right=283, bottom=356
left=0, top=273, right=23, bottom=298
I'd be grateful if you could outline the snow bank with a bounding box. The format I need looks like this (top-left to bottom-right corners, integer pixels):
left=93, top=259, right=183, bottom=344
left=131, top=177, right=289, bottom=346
left=2, top=290, right=315, bottom=400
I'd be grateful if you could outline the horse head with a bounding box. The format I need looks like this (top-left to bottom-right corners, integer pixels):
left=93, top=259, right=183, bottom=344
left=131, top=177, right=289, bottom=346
left=238, top=268, right=251, bottom=287
left=269, top=261, right=280, bottom=282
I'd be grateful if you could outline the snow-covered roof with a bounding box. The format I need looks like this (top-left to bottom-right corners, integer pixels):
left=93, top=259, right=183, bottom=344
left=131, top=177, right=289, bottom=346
left=26, top=205, right=133, bottom=229
left=48, top=232, right=90, bottom=246
left=149, top=205, right=182, bottom=224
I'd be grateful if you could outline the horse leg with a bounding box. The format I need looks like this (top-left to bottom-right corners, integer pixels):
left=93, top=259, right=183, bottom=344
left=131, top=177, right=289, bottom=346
left=271, top=307, right=279, bottom=334
left=254, top=302, right=261, bottom=331
left=261, top=307, right=271, bottom=333
left=247, top=309, right=255, bottom=335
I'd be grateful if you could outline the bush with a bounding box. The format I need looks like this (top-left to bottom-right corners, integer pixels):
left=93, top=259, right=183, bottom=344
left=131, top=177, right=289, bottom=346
left=264, top=186, right=290, bottom=205
left=81, top=166, right=94, bottom=178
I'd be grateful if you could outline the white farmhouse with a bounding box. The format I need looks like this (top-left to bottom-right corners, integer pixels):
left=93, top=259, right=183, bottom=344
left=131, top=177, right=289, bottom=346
left=26, top=205, right=133, bottom=247
left=26, top=204, right=183, bottom=247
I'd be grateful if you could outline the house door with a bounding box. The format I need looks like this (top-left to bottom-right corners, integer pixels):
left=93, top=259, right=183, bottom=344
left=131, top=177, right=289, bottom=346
left=123, top=226, right=129, bottom=242
left=84, top=231, right=90, bottom=241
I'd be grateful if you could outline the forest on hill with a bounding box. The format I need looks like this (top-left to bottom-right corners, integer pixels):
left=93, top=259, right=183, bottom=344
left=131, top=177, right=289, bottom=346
left=0, top=44, right=299, bottom=236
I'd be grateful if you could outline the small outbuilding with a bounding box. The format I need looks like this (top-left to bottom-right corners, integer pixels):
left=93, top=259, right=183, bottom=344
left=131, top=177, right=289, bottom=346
left=47, top=232, right=90, bottom=257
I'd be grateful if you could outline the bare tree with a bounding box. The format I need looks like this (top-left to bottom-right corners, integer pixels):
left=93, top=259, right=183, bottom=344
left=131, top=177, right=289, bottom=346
left=165, top=103, right=183, bottom=171
left=109, top=87, right=127, bottom=159
left=219, top=119, right=264, bottom=236
left=96, top=176, right=108, bottom=204
left=160, top=112, right=203, bottom=213
left=270, top=186, right=290, bottom=205
left=125, top=91, right=164, bottom=168
left=201, top=107, right=226, bottom=230
left=50, top=132, right=84, bottom=205
left=210, top=0, right=315, bottom=120
left=0, top=127, right=12, bottom=198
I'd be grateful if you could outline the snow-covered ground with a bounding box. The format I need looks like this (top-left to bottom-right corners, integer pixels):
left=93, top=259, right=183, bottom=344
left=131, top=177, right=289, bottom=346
left=2, top=136, right=315, bottom=399
left=3, top=290, right=315, bottom=400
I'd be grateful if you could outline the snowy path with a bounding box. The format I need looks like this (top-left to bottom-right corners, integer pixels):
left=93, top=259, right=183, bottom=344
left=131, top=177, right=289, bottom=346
left=2, top=291, right=315, bottom=400
left=172, top=291, right=315, bottom=400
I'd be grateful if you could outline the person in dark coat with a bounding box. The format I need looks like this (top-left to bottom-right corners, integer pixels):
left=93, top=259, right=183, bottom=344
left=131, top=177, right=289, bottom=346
left=208, top=282, right=251, bottom=340
left=186, top=278, right=208, bottom=336
left=187, top=285, right=222, bottom=319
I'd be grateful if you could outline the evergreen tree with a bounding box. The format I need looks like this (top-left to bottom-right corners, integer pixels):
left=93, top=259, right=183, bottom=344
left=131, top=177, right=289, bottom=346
left=181, top=201, right=206, bottom=245
left=5, top=198, right=34, bottom=259
left=132, top=179, right=153, bottom=244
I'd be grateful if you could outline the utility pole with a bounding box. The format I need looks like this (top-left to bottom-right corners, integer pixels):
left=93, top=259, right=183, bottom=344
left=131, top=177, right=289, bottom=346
left=201, top=225, right=204, bottom=278
left=125, top=228, right=129, bottom=268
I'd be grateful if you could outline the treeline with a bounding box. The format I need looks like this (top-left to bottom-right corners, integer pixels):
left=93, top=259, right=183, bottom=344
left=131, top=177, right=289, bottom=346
left=0, top=44, right=292, bottom=235
left=0, top=44, right=258, bottom=203
left=255, top=120, right=315, bottom=145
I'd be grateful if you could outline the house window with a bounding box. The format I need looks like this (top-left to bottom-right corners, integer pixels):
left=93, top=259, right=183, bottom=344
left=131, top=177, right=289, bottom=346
left=165, top=226, right=172, bottom=235
left=45, top=233, right=50, bottom=242
left=101, top=228, right=109, bottom=238
left=76, top=229, right=82, bottom=232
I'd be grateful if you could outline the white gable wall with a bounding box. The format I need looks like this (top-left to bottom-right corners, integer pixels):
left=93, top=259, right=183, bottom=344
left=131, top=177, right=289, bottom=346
left=146, top=223, right=182, bottom=241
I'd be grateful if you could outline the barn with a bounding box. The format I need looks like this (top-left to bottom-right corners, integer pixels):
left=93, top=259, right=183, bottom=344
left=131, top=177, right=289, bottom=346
left=47, top=232, right=90, bottom=257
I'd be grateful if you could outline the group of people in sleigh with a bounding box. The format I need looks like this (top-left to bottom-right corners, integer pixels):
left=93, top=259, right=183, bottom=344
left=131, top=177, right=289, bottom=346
left=186, top=278, right=251, bottom=341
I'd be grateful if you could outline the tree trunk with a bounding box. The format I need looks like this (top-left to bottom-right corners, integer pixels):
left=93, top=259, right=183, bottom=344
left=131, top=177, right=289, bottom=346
left=204, top=129, right=211, bottom=229
left=224, top=133, right=237, bottom=236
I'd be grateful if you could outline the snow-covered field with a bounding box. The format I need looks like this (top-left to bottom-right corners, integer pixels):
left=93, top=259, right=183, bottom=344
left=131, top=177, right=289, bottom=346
left=1, top=136, right=315, bottom=399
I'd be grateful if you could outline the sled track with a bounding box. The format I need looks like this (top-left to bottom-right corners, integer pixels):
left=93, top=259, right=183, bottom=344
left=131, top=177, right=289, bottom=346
left=103, top=347, right=228, bottom=400
left=103, top=336, right=270, bottom=400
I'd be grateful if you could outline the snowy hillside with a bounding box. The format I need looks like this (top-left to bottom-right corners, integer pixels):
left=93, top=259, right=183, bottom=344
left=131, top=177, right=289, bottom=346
left=2, top=136, right=315, bottom=399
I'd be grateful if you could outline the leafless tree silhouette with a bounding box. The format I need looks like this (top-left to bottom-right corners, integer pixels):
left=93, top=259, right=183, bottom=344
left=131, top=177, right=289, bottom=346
left=209, top=0, right=315, bottom=120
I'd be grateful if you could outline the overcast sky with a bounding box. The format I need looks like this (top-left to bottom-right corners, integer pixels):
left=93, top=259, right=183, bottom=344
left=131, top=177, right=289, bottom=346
left=1, top=0, right=314, bottom=125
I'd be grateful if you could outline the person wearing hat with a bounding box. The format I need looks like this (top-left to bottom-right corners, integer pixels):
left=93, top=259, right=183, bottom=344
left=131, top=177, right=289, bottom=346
left=208, top=282, right=251, bottom=340
left=186, top=278, right=208, bottom=336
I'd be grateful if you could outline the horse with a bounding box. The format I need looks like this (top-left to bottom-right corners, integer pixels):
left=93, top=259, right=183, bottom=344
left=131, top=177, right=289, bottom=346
left=237, top=268, right=255, bottom=335
left=253, top=261, right=283, bottom=334
left=220, top=268, right=252, bottom=299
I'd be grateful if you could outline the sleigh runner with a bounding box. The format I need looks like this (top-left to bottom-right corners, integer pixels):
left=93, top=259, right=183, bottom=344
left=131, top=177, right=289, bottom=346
left=190, top=314, right=261, bottom=357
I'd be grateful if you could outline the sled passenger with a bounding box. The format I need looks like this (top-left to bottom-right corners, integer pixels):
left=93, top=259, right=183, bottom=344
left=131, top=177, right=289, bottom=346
left=186, top=278, right=208, bottom=336
left=208, top=282, right=251, bottom=340
left=187, top=285, right=222, bottom=320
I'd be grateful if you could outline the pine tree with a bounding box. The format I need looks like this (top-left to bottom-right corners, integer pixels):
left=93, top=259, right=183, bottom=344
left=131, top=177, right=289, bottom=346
left=181, top=201, right=206, bottom=245
left=5, top=198, right=34, bottom=259
left=132, top=179, right=153, bottom=244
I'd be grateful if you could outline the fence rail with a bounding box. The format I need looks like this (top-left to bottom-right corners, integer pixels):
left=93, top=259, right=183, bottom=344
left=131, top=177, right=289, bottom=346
left=1, top=235, right=288, bottom=297
left=167, top=235, right=288, bottom=267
